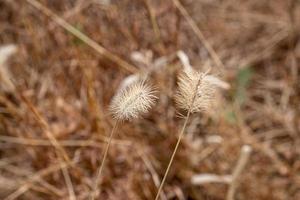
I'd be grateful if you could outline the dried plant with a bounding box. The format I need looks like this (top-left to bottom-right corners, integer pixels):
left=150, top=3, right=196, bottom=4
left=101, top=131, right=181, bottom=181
left=175, top=69, right=216, bottom=113
left=155, top=69, right=217, bottom=200
left=90, top=80, right=157, bottom=200
left=110, top=80, right=157, bottom=121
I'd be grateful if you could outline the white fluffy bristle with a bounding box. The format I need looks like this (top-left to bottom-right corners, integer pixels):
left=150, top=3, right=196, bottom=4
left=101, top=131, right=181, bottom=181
left=110, top=81, right=157, bottom=121
left=175, top=69, right=216, bottom=113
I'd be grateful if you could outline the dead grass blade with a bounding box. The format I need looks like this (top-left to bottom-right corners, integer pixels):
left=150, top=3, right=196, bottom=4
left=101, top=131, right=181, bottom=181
left=4, top=161, right=75, bottom=200
left=25, top=0, right=138, bottom=74
left=17, top=91, right=76, bottom=200
left=172, top=0, right=225, bottom=72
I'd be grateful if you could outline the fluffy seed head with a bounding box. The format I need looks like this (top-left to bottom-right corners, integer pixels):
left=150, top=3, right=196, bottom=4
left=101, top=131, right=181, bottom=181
left=110, top=81, right=157, bottom=121
left=175, top=69, right=216, bottom=113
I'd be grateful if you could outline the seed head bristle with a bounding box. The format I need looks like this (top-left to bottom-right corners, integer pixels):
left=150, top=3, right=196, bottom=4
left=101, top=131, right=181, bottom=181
left=0, top=44, right=17, bottom=92
left=110, top=81, right=157, bottom=121
left=175, top=69, right=216, bottom=113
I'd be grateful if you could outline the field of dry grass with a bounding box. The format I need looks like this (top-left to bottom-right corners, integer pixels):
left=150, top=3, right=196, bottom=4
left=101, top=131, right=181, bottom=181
left=0, top=0, right=299, bottom=199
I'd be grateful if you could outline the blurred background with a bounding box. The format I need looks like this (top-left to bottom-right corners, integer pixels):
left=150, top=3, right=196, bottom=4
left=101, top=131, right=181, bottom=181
left=0, top=0, right=299, bottom=199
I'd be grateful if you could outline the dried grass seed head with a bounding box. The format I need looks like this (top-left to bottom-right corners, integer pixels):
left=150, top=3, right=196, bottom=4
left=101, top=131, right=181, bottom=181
left=175, top=69, right=217, bottom=113
left=110, top=81, right=157, bottom=121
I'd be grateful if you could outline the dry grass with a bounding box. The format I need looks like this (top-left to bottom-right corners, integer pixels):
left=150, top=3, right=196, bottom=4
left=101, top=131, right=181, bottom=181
left=0, top=0, right=299, bottom=199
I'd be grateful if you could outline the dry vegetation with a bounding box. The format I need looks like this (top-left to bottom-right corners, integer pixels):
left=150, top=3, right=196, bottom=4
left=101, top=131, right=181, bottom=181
left=0, top=0, right=300, bottom=199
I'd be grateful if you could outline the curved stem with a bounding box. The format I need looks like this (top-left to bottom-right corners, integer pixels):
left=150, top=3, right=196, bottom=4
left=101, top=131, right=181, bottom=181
left=154, top=111, right=191, bottom=200
left=90, top=120, right=119, bottom=200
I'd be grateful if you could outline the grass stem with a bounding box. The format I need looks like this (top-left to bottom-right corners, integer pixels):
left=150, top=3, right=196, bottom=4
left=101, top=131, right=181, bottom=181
left=154, top=111, right=191, bottom=200
left=90, top=120, right=119, bottom=200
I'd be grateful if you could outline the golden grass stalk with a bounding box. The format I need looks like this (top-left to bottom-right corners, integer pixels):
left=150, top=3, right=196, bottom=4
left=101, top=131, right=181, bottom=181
left=90, top=80, right=157, bottom=200
left=155, top=69, right=216, bottom=200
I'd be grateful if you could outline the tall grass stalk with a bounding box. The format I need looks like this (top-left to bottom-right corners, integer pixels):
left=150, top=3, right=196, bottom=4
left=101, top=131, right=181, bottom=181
left=154, top=110, right=191, bottom=200
left=90, top=120, right=118, bottom=200
left=90, top=80, right=157, bottom=200
left=155, top=69, right=216, bottom=200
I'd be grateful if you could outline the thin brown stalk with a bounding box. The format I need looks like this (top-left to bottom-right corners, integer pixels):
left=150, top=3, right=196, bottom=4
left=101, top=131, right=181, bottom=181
left=155, top=69, right=213, bottom=199
left=172, top=0, right=225, bottom=72
left=0, top=135, right=131, bottom=147
left=0, top=156, right=23, bottom=168
left=19, top=93, right=71, bottom=163
left=154, top=110, right=191, bottom=200
left=83, top=67, right=107, bottom=135
left=3, top=164, right=64, bottom=197
left=25, top=0, right=138, bottom=73
left=143, top=0, right=164, bottom=53
left=0, top=95, right=22, bottom=118
left=4, top=161, right=75, bottom=200
left=90, top=120, right=119, bottom=200
left=137, top=146, right=167, bottom=200
left=240, top=29, right=288, bottom=67
left=59, top=157, right=76, bottom=200
left=18, top=93, right=76, bottom=200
